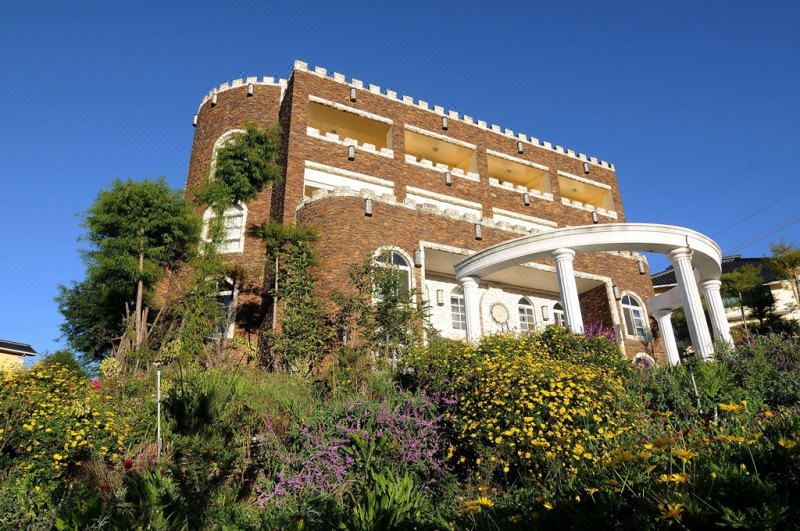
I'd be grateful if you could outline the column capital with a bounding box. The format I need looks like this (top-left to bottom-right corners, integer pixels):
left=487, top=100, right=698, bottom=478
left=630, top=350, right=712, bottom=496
left=551, top=248, right=576, bottom=261
left=700, top=278, right=722, bottom=291
left=668, top=247, right=693, bottom=263
left=652, top=309, right=673, bottom=319
left=459, top=275, right=480, bottom=288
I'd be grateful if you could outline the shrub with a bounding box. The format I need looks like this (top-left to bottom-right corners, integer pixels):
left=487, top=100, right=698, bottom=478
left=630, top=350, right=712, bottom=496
left=409, top=330, right=639, bottom=483
left=0, top=363, right=130, bottom=483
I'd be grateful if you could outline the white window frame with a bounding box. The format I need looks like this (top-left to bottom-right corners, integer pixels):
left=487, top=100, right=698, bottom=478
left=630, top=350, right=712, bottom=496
left=518, top=297, right=537, bottom=332
left=552, top=302, right=565, bottom=327
left=621, top=293, right=649, bottom=338
left=211, top=129, right=246, bottom=178
left=450, top=286, right=466, bottom=331
left=372, top=246, right=414, bottom=300
left=202, top=202, right=248, bottom=254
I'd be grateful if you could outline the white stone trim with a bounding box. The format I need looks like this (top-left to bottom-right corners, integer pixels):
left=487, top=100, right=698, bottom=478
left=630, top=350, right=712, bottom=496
left=403, top=154, right=480, bottom=181
left=403, top=124, right=477, bottom=150
left=560, top=196, right=618, bottom=219
left=486, top=149, right=549, bottom=171
left=304, top=160, right=394, bottom=188
left=488, top=178, right=554, bottom=201
left=405, top=186, right=482, bottom=220
left=292, top=59, right=615, bottom=170
left=308, top=95, right=394, bottom=124
left=306, top=126, right=394, bottom=158
left=557, top=170, right=612, bottom=190
left=197, top=76, right=288, bottom=113
left=492, top=208, right=557, bottom=233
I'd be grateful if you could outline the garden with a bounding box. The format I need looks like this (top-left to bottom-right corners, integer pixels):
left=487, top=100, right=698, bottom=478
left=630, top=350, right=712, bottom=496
left=2, top=329, right=800, bottom=529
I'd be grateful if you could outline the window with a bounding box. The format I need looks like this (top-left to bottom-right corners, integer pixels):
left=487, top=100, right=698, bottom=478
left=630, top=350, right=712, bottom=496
left=216, top=277, right=236, bottom=339
left=450, top=287, right=466, bottom=330
left=518, top=297, right=536, bottom=331
left=211, top=130, right=245, bottom=176
left=621, top=294, right=648, bottom=337
left=553, top=302, right=565, bottom=327
left=203, top=203, right=247, bottom=253
left=373, top=249, right=412, bottom=298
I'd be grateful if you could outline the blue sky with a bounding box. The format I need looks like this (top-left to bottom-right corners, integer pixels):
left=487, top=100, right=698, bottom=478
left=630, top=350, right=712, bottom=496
left=2, top=1, right=799, bottom=361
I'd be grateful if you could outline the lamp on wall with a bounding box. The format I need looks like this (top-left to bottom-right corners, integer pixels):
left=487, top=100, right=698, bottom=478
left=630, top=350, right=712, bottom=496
left=541, top=305, right=551, bottom=321
left=247, top=83, right=254, bottom=96
left=192, top=114, right=198, bottom=127
left=583, top=161, right=590, bottom=174
left=211, top=92, right=218, bottom=106
left=348, top=145, right=356, bottom=161
left=413, top=249, right=422, bottom=268
left=436, top=289, right=445, bottom=306
left=444, top=171, right=453, bottom=186
left=523, top=192, right=531, bottom=206
left=350, top=87, right=357, bottom=102
left=442, top=116, right=448, bottom=130
left=637, top=256, right=647, bottom=275
left=591, top=211, right=599, bottom=224
left=474, top=223, right=482, bottom=241
left=516, top=141, right=524, bottom=154
left=364, top=198, right=373, bottom=217
left=612, top=284, right=621, bottom=301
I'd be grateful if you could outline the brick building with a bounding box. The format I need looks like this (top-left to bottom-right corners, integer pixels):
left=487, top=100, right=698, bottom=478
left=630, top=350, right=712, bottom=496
left=186, top=60, right=665, bottom=364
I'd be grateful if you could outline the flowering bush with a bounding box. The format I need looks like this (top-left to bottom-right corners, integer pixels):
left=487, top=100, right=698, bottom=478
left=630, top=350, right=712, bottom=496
left=409, top=330, right=639, bottom=482
left=257, top=392, right=448, bottom=507
left=0, top=362, right=130, bottom=482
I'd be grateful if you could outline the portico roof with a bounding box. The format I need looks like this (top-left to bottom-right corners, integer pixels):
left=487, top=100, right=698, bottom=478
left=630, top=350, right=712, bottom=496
left=455, top=223, right=722, bottom=282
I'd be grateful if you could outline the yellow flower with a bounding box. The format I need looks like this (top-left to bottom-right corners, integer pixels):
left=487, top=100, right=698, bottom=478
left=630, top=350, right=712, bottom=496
left=675, top=448, right=697, bottom=462
left=720, top=403, right=743, bottom=413
left=778, top=438, right=797, bottom=450
left=659, top=502, right=684, bottom=520
left=53, top=453, right=63, bottom=461
left=475, top=496, right=494, bottom=509
left=584, top=487, right=598, bottom=495
left=543, top=501, right=554, bottom=510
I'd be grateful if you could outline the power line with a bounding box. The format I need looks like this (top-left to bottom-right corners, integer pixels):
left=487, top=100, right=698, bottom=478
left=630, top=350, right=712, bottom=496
left=726, top=211, right=800, bottom=255
left=712, top=185, right=800, bottom=238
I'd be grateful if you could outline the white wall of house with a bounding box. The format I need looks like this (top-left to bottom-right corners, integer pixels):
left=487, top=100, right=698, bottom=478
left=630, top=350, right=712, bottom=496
left=423, top=275, right=561, bottom=340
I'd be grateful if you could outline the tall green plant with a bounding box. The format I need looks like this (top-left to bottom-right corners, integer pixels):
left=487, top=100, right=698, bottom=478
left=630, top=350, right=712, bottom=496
left=57, top=178, right=200, bottom=361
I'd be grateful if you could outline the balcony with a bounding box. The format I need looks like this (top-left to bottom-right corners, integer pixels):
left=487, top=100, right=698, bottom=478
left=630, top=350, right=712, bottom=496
left=403, top=125, right=478, bottom=180
left=557, top=171, right=617, bottom=218
left=306, top=97, right=393, bottom=157
left=486, top=150, right=552, bottom=198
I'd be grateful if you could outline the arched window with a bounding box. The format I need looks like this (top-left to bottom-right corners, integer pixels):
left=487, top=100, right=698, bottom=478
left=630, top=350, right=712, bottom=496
left=211, top=129, right=246, bottom=177
left=518, top=297, right=536, bottom=331
left=553, top=302, right=565, bottom=327
left=621, top=294, right=648, bottom=337
left=373, top=248, right=412, bottom=297
left=203, top=202, right=247, bottom=253
left=450, top=286, right=466, bottom=330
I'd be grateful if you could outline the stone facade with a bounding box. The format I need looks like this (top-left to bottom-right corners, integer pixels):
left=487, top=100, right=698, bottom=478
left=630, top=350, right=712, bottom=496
left=185, top=61, right=663, bottom=363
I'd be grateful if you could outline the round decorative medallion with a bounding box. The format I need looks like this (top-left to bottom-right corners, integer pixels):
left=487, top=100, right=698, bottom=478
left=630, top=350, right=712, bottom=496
left=490, top=302, right=510, bottom=325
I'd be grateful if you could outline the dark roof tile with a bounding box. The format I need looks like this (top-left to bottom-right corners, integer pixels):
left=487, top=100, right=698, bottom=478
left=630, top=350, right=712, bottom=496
left=651, top=255, right=784, bottom=287
left=0, top=339, right=37, bottom=356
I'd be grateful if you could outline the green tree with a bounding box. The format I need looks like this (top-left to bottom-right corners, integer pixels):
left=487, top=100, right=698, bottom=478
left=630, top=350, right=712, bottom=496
left=57, top=179, right=201, bottom=361
left=770, top=238, right=800, bottom=308
left=721, top=264, right=774, bottom=331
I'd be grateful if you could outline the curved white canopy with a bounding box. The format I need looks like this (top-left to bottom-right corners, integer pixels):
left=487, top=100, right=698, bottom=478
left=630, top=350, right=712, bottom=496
left=454, top=223, right=722, bottom=282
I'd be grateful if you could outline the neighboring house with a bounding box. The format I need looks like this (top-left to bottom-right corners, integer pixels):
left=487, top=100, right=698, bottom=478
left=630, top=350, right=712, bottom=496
left=652, top=256, right=800, bottom=329
left=0, top=339, right=36, bottom=371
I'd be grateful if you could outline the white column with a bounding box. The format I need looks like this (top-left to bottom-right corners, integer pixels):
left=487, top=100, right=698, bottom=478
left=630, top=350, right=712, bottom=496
left=668, top=248, right=714, bottom=360
left=653, top=310, right=680, bottom=366
left=700, top=279, right=734, bottom=346
left=459, top=276, right=482, bottom=342
left=552, top=248, right=584, bottom=333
